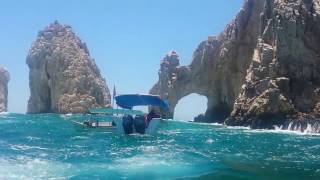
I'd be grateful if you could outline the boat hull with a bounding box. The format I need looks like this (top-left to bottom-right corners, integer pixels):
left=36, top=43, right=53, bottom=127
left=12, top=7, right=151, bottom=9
left=113, top=117, right=163, bottom=135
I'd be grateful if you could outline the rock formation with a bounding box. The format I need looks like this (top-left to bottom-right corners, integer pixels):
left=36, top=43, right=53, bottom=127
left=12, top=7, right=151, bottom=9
left=0, top=67, right=9, bottom=112
left=227, top=0, right=320, bottom=130
left=151, top=0, right=320, bottom=132
left=151, top=0, right=266, bottom=121
left=27, top=21, right=111, bottom=114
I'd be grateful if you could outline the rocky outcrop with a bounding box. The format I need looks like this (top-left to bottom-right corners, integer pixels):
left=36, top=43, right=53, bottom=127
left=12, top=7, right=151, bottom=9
left=0, top=67, right=9, bottom=112
left=151, top=0, right=266, bottom=121
left=150, top=51, right=181, bottom=116
left=227, top=0, right=320, bottom=129
left=151, top=0, right=320, bottom=131
left=27, top=21, right=111, bottom=114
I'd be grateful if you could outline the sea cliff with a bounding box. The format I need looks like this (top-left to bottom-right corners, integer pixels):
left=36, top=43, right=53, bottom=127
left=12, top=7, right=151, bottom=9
left=151, top=0, right=320, bottom=132
left=27, top=21, right=111, bottom=114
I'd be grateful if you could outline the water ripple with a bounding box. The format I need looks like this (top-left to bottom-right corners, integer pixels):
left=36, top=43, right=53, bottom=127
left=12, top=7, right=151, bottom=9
left=0, top=114, right=319, bottom=179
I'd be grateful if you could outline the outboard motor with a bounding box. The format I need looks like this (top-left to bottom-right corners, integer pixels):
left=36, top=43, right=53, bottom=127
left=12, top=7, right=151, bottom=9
left=134, top=115, right=146, bottom=134
left=122, top=115, right=134, bottom=134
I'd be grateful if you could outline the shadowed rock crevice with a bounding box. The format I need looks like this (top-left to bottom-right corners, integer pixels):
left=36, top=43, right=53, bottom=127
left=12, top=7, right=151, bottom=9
left=27, top=21, right=111, bottom=114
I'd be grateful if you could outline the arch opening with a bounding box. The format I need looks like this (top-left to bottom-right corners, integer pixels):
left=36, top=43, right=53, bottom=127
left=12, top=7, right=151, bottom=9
left=173, top=93, right=208, bottom=121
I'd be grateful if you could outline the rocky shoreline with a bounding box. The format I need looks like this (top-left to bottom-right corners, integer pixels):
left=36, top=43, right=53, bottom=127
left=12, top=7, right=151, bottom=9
left=151, top=0, right=320, bottom=132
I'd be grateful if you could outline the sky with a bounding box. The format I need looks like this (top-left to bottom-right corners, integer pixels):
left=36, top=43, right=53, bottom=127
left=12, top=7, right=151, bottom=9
left=0, top=0, right=243, bottom=119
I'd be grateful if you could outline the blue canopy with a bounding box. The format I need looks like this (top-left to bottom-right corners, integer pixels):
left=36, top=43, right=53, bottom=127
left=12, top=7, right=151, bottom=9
left=115, top=94, right=169, bottom=110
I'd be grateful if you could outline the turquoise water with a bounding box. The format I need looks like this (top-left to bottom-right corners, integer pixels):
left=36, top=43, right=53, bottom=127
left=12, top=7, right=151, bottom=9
left=0, top=113, right=320, bottom=180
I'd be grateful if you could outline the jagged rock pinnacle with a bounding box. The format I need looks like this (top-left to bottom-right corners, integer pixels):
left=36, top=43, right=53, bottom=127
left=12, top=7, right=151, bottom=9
left=26, top=21, right=111, bottom=114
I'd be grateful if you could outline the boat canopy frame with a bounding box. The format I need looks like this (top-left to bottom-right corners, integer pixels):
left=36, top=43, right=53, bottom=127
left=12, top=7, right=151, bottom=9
left=114, top=94, right=169, bottom=110
left=88, top=108, right=144, bottom=116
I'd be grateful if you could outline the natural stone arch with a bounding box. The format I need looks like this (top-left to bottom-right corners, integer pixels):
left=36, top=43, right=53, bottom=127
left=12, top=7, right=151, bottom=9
left=150, top=50, right=241, bottom=122
left=154, top=0, right=320, bottom=131
left=150, top=0, right=265, bottom=122
left=163, top=83, right=231, bottom=122
left=173, top=93, right=208, bottom=121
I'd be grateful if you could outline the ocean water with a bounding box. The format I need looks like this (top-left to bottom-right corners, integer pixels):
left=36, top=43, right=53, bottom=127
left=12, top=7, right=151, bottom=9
left=0, top=113, right=319, bottom=180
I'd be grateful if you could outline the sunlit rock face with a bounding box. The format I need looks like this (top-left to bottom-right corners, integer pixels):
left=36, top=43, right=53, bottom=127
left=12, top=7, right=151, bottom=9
left=151, top=0, right=266, bottom=121
left=26, top=21, right=111, bottom=114
left=0, top=67, right=9, bottom=112
left=227, top=0, right=320, bottom=129
left=150, top=51, right=181, bottom=117
left=151, top=0, right=320, bottom=131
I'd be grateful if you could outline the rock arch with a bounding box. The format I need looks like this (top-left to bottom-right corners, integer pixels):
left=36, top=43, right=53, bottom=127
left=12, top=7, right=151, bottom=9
left=151, top=0, right=320, bottom=131
left=150, top=0, right=265, bottom=122
left=173, top=93, right=208, bottom=121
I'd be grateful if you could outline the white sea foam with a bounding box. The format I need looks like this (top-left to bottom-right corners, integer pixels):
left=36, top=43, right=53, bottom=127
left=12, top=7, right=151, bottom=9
left=59, top=113, right=74, bottom=120
left=112, top=154, right=171, bottom=170
left=0, top=112, right=9, bottom=115
left=26, top=136, right=41, bottom=141
left=170, top=119, right=320, bottom=135
left=167, top=119, right=192, bottom=123
left=244, top=127, right=320, bottom=136
left=0, top=157, right=72, bottom=180
left=226, top=125, right=250, bottom=130
left=71, top=136, right=90, bottom=140
left=162, top=130, right=182, bottom=135
left=10, top=144, right=48, bottom=151
left=272, top=123, right=320, bottom=135
left=0, top=112, right=10, bottom=119
left=209, top=122, right=320, bottom=136
left=205, top=138, right=214, bottom=144
left=208, top=122, right=224, bottom=126
left=138, top=145, right=160, bottom=153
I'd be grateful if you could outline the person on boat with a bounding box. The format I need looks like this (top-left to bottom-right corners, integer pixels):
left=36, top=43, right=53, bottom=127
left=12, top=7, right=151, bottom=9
left=145, top=109, right=160, bottom=126
left=84, top=115, right=99, bottom=127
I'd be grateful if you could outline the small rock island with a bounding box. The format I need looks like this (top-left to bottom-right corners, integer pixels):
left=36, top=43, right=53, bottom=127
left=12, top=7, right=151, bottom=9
left=26, top=21, right=111, bottom=114
left=0, top=67, right=9, bottom=112
left=151, top=0, right=320, bottom=131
